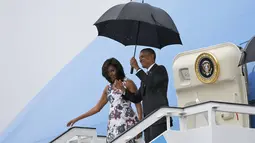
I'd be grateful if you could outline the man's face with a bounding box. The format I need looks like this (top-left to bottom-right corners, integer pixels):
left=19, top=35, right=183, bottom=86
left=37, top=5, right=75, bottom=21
left=139, top=51, right=154, bottom=69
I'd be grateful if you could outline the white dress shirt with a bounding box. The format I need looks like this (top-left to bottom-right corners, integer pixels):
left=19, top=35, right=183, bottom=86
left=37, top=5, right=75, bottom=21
left=136, top=63, right=155, bottom=74
left=123, top=63, right=156, bottom=95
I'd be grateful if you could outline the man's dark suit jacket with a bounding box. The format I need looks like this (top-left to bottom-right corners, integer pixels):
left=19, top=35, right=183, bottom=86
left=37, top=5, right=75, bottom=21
left=123, top=64, right=173, bottom=126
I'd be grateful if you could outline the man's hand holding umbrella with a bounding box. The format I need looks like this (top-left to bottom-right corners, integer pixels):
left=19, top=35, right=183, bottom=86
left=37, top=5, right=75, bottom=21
left=130, top=57, right=140, bottom=72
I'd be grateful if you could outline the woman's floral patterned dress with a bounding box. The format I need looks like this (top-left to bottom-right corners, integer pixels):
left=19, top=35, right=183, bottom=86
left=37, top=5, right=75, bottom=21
left=106, top=78, right=139, bottom=143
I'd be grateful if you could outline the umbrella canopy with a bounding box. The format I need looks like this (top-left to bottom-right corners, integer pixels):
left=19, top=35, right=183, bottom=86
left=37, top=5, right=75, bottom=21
left=238, top=36, right=255, bottom=66
left=94, top=1, right=182, bottom=49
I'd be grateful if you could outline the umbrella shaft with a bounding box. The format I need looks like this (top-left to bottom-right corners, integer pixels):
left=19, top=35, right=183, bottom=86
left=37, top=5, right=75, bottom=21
left=133, top=21, right=141, bottom=57
left=133, top=45, right=137, bottom=57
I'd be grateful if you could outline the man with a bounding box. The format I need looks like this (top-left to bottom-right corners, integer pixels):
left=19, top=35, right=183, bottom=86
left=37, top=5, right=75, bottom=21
left=118, top=48, right=172, bottom=142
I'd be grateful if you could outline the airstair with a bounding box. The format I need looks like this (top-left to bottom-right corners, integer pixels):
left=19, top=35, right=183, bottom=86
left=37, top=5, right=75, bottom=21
left=50, top=127, right=106, bottom=143
left=50, top=102, right=255, bottom=143
left=50, top=43, right=255, bottom=143
left=111, top=101, right=255, bottom=143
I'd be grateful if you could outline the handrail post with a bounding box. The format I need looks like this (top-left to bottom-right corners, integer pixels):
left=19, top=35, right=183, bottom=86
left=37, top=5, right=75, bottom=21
left=166, top=113, right=171, bottom=130
left=179, top=112, right=187, bottom=131
left=208, top=106, right=217, bottom=127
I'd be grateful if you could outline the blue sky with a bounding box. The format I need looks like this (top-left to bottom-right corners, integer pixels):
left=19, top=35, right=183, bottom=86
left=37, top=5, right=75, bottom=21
left=1, top=0, right=255, bottom=143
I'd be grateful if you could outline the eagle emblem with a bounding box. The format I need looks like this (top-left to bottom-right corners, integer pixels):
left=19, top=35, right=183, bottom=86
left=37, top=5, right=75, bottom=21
left=195, top=52, right=220, bottom=83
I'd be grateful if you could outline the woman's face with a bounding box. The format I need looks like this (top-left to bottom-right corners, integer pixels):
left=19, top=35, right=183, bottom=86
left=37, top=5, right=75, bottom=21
left=107, top=65, right=117, bottom=82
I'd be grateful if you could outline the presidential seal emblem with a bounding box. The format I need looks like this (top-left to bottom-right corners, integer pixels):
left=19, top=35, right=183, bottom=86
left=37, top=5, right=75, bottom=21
left=195, top=52, right=220, bottom=83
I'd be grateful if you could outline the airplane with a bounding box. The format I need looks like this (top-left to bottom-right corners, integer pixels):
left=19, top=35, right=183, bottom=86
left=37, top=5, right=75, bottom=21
left=1, top=0, right=255, bottom=143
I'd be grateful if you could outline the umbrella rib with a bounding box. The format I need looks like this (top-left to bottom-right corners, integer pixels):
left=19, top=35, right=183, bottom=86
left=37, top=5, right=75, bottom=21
left=116, top=2, right=131, bottom=20
left=151, top=14, right=161, bottom=48
left=151, top=13, right=162, bottom=27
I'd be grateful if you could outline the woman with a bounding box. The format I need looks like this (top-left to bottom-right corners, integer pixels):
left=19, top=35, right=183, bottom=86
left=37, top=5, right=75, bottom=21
left=66, top=58, right=143, bottom=143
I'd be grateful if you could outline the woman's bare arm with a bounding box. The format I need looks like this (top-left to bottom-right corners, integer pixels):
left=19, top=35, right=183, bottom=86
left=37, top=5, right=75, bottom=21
left=67, top=86, right=108, bottom=126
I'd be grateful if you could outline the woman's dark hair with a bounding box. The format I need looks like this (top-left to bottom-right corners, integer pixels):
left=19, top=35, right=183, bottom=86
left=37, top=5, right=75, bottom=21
left=102, top=58, right=125, bottom=84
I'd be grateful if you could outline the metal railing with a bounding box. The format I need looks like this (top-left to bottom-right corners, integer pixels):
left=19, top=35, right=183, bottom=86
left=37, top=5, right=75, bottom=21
left=110, top=101, right=255, bottom=143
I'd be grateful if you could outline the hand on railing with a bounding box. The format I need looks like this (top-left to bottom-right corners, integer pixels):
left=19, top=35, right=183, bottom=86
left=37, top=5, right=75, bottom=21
left=67, top=118, right=78, bottom=127
left=136, top=132, right=142, bottom=139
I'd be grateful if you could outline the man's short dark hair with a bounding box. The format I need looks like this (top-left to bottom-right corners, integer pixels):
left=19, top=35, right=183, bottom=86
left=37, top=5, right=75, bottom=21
left=141, top=48, right=156, bottom=60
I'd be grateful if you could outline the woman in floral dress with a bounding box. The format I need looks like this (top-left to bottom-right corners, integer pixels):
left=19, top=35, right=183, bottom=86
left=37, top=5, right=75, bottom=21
left=67, top=58, right=143, bottom=143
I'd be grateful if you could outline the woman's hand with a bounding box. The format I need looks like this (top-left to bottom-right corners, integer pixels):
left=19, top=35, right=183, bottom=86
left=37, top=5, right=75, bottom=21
left=136, top=132, right=142, bottom=139
left=66, top=118, right=78, bottom=127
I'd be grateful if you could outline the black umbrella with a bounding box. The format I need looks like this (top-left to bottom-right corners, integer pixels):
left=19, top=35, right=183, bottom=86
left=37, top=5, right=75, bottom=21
left=94, top=1, right=182, bottom=73
left=238, top=36, right=255, bottom=66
